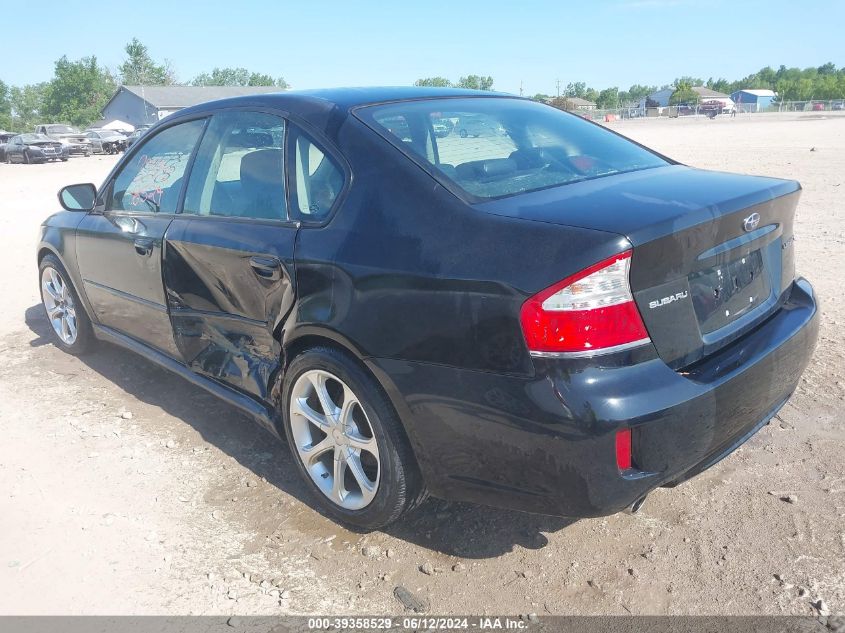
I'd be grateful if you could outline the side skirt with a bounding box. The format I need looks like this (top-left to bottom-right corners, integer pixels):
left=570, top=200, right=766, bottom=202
left=92, top=324, right=282, bottom=440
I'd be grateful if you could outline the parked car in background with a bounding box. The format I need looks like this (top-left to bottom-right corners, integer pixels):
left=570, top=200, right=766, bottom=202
left=432, top=118, right=454, bottom=138
left=0, top=132, right=17, bottom=161
left=699, top=100, right=723, bottom=118
left=832, top=100, right=844, bottom=111
left=38, top=87, right=818, bottom=530
left=124, top=126, right=151, bottom=149
left=84, top=129, right=127, bottom=154
left=456, top=113, right=502, bottom=137
left=35, top=124, right=93, bottom=156
left=5, top=133, right=68, bottom=163
left=812, top=102, right=826, bottom=111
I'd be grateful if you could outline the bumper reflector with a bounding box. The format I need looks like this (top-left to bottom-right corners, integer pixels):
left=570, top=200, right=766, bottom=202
left=616, top=428, right=632, bottom=470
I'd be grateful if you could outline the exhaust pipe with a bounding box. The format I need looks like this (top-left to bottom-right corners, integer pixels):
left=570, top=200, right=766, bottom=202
left=626, top=494, right=648, bottom=514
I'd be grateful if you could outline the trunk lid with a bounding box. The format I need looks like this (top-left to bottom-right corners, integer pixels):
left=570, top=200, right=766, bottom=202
left=478, top=165, right=800, bottom=368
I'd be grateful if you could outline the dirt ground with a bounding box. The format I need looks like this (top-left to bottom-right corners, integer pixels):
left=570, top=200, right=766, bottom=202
left=0, top=112, right=843, bottom=616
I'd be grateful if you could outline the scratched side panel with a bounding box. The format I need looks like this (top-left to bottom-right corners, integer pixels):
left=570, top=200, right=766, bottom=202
left=163, top=217, right=297, bottom=402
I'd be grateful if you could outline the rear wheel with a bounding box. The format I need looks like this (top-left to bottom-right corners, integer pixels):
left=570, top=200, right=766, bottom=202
left=39, top=255, right=95, bottom=355
left=459, top=129, right=468, bottom=138
left=282, top=347, right=426, bottom=530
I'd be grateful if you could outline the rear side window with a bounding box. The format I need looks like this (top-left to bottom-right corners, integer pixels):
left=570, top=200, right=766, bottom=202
left=183, top=111, right=287, bottom=220
left=291, top=128, right=344, bottom=221
left=358, top=98, right=668, bottom=200
left=110, top=119, right=206, bottom=213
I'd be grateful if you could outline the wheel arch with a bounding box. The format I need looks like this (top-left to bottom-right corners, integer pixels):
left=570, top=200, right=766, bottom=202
left=278, top=328, right=429, bottom=488
left=37, top=242, right=98, bottom=326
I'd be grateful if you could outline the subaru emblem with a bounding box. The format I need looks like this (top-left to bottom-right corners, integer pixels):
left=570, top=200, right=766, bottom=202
left=743, top=212, right=761, bottom=232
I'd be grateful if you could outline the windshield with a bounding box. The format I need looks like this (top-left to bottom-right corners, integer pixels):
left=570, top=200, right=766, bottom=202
left=357, top=97, right=669, bottom=200
left=21, top=134, right=52, bottom=143
left=46, top=125, right=76, bottom=134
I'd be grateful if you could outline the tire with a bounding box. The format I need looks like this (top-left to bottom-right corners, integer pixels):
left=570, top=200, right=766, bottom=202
left=282, top=347, right=426, bottom=530
left=38, top=254, right=96, bottom=355
left=61, top=158, right=68, bottom=162
left=459, top=129, right=468, bottom=138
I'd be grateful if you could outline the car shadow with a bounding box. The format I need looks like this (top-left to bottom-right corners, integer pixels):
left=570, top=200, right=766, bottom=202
left=25, top=303, right=576, bottom=558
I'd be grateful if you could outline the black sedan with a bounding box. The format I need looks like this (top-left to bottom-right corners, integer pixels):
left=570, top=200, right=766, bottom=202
left=6, top=133, right=69, bottom=163
left=37, top=87, right=818, bottom=529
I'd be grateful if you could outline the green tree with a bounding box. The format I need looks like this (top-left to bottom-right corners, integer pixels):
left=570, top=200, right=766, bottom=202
left=669, top=80, right=699, bottom=105
left=0, top=80, right=11, bottom=130
left=456, top=75, right=494, bottom=90
left=119, top=38, right=175, bottom=85
left=564, top=81, right=587, bottom=98
left=414, top=77, right=452, bottom=87
left=191, top=67, right=288, bottom=88
left=596, top=87, right=619, bottom=109
left=817, top=62, right=837, bottom=76
left=673, top=76, right=704, bottom=89
left=10, top=83, right=47, bottom=131
left=42, top=56, right=116, bottom=127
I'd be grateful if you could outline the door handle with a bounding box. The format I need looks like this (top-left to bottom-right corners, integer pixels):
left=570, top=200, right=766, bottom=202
left=249, top=256, right=282, bottom=280
left=134, top=237, right=155, bottom=256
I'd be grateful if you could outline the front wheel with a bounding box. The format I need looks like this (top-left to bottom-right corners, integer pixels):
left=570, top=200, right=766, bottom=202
left=459, top=129, right=468, bottom=138
left=282, top=347, right=426, bottom=530
left=39, top=255, right=95, bottom=355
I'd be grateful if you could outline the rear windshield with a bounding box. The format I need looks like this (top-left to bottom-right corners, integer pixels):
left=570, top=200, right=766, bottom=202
left=357, top=97, right=668, bottom=200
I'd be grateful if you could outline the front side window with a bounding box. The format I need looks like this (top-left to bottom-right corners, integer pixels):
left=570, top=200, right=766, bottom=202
left=291, top=128, right=344, bottom=221
left=357, top=97, right=669, bottom=200
left=110, top=119, right=206, bottom=213
left=183, top=111, right=286, bottom=220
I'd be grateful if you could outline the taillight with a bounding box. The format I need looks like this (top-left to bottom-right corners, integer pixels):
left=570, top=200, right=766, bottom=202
left=520, top=250, right=650, bottom=355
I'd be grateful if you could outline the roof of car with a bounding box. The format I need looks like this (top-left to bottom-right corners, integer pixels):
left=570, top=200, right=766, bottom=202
left=287, top=86, right=512, bottom=108
left=174, top=86, right=514, bottom=117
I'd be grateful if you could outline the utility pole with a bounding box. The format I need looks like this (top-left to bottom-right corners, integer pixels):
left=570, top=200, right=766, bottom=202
left=519, top=80, right=523, bottom=97
left=556, top=79, right=561, bottom=98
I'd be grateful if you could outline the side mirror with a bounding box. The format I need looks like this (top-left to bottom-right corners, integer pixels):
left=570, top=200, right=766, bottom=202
left=58, top=183, right=97, bottom=212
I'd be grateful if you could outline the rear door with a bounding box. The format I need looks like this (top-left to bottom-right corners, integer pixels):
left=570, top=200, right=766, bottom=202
left=163, top=110, right=298, bottom=402
left=75, top=118, right=207, bottom=356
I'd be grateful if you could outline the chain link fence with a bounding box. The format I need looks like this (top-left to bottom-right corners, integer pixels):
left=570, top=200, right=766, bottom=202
left=558, top=99, right=845, bottom=123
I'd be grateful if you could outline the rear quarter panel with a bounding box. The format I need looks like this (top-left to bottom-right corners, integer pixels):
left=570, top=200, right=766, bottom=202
left=289, top=116, right=630, bottom=375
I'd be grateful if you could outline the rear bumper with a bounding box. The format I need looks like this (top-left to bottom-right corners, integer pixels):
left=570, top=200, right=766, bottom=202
left=369, top=278, right=818, bottom=516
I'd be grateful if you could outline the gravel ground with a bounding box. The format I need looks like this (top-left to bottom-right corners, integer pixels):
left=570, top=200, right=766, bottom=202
left=0, top=112, right=842, bottom=616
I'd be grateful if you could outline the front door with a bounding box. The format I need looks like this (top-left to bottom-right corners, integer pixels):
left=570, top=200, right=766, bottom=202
left=163, top=110, right=298, bottom=402
left=75, top=118, right=207, bottom=357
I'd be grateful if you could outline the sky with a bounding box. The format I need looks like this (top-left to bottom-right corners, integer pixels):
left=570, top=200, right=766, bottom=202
left=1, top=0, right=843, bottom=95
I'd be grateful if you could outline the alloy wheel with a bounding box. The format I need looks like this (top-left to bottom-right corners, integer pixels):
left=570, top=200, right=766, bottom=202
left=289, top=369, right=380, bottom=510
left=40, top=267, right=78, bottom=345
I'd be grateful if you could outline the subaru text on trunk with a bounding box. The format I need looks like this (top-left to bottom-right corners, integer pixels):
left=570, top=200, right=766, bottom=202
left=37, top=88, right=818, bottom=529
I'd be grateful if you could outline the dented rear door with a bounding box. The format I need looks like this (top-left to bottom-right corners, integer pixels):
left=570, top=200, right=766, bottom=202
left=162, top=110, right=297, bottom=402
left=163, top=218, right=297, bottom=401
